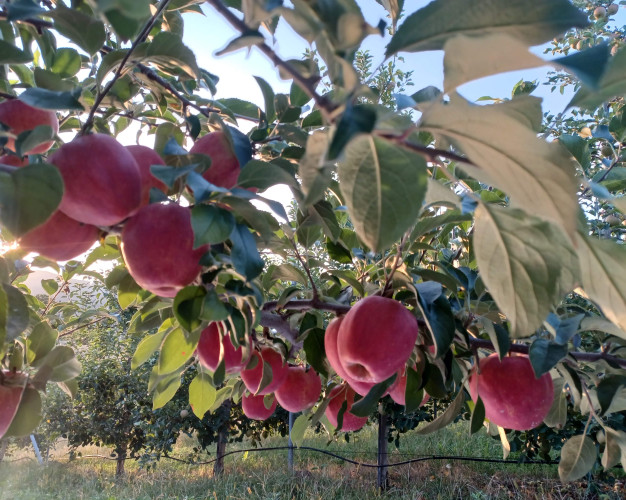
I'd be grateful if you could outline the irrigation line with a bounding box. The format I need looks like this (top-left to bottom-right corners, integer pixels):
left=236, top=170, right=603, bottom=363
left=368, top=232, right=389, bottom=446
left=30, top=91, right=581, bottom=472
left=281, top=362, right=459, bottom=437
left=57, top=446, right=563, bottom=469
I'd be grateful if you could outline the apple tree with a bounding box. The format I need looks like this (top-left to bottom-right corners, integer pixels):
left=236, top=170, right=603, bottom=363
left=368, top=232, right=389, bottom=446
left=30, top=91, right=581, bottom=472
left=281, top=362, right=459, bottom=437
left=1, top=0, right=626, bottom=483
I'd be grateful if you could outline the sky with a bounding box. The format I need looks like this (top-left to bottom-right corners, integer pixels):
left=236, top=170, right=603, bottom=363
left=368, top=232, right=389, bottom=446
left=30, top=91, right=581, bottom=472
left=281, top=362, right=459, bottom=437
left=180, top=0, right=624, bottom=119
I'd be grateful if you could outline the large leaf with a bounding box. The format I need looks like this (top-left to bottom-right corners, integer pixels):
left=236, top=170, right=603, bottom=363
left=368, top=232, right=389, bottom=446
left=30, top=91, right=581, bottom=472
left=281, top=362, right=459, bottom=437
left=338, top=135, right=428, bottom=252
left=50, top=4, right=106, bottom=56
left=569, top=46, right=626, bottom=110
left=576, top=233, right=626, bottom=333
left=230, top=223, right=265, bottom=281
left=132, top=32, right=199, bottom=78
left=474, top=204, right=578, bottom=337
left=559, top=435, right=597, bottom=482
left=421, top=96, right=579, bottom=237
left=415, top=390, right=467, bottom=435
left=188, top=373, right=217, bottom=419
left=158, top=327, right=200, bottom=374
left=0, top=40, right=33, bottom=64
left=386, top=0, right=588, bottom=56
left=0, top=163, right=64, bottom=237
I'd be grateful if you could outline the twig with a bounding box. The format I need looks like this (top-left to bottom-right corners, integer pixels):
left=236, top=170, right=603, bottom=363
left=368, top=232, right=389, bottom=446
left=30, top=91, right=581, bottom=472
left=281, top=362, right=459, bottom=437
left=205, top=0, right=337, bottom=122
left=59, top=317, right=108, bottom=338
left=290, top=240, right=319, bottom=301
left=377, top=131, right=474, bottom=166
left=81, top=0, right=173, bottom=134
left=42, top=279, right=69, bottom=315
left=383, top=232, right=408, bottom=296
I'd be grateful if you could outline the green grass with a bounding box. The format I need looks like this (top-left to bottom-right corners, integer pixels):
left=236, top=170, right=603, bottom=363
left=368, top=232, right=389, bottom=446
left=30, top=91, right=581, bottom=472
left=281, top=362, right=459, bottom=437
left=1, top=422, right=624, bottom=500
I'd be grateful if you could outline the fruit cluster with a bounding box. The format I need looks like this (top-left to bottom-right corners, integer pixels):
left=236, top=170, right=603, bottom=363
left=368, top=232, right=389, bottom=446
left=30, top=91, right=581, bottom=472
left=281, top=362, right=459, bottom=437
left=1, top=99, right=243, bottom=297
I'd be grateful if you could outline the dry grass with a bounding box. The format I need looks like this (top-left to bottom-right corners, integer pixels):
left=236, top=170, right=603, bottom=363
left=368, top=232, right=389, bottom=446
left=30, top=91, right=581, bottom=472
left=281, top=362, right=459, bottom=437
left=1, top=423, right=624, bottom=499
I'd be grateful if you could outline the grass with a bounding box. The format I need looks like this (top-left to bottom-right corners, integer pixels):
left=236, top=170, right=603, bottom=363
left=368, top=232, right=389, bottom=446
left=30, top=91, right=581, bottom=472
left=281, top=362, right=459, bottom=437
left=1, top=422, right=624, bottom=499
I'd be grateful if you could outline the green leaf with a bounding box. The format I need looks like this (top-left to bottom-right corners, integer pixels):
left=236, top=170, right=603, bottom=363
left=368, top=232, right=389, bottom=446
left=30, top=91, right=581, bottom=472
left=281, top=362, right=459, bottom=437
left=26, top=321, right=58, bottom=364
left=238, top=160, right=298, bottom=191
left=299, top=131, right=333, bottom=205
left=133, top=31, right=199, bottom=78
left=32, top=346, right=81, bottom=384
left=15, top=125, right=56, bottom=157
left=351, top=374, right=397, bottom=417
left=470, top=397, right=486, bottom=434
left=559, top=435, right=597, bottom=482
left=576, top=233, right=626, bottom=333
left=50, top=47, right=82, bottom=78
left=189, top=373, right=217, bottom=419
left=386, top=0, right=588, bottom=56
left=544, top=379, right=568, bottom=429
left=215, top=32, right=265, bottom=57
left=19, top=88, right=84, bottom=110
left=404, top=367, right=424, bottom=413
left=554, top=43, right=610, bottom=90
left=529, top=339, right=568, bottom=377
left=290, top=82, right=309, bottom=107
left=596, top=376, right=626, bottom=416
left=229, top=223, right=265, bottom=281
left=6, top=0, right=46, bottom=21
left=217, top=98, right=261, bottom=120
left=557, top=134, right=591, bottom=170
left=338, top=135, right=428, bottom=252
left=0, top=40, right=32, bottom=64
left=421, top=96, right=579, bottom=236
left=191, top=204, right=235, bottom=247
left=328, top=104, right=377, bottom=160
left=158, top=327, right=200, bottom=374
left=254, top=76, right=276, bottom=123
left=131, top=330, right=168, bottom=370
left=290, top=413, right=309, bottom=447
left=0, top=163, right=63, bottom=237
left=117, top=273, right=142, bottom=309
left=5, top=388, right=41, bottom=437
left=173, top=286, right=206, bottom=333
left=303, top=327, right=328, bottom=379
left=50, top=4, right=106, bottom=56
left=416, top=282, right=455, bottom=358
left=569, top=46, right=626, bottom=110
left=473, top=204, right=578, bottom=337
left=416, top=390, right=467, bottom=435
left=200, top=290, right=231, bottom=322
left=152, top=371, right=181, bottom=409
left=602, top=428, right=626, bottom=470
left=2, top=284, right=30, bottom=340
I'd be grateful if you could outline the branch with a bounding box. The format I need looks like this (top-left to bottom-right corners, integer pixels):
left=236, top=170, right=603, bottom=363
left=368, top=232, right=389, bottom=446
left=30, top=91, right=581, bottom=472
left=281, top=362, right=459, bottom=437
left=81, top=0, right=173, bottom=134
left=259, top=310, right=302, bottom=348
left=376, top=131, right=475, bottom=166
left=205, top=0, right=337, bottom=122
left=58, top=317, right=108, bottom=338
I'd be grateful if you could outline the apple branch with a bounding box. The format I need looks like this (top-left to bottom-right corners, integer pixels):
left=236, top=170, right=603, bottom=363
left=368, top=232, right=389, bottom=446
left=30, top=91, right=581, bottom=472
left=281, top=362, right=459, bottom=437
left=377, top=131, right=475, bottom=166
left=81, top=0, right=173, bottom=134
left=205, top=0, right=337, bottom=122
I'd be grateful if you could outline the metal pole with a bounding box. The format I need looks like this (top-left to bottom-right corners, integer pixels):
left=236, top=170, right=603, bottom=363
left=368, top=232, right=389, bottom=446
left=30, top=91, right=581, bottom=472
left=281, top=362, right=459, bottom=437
left=377, top=411, right=389, bottom=491
left=288, top=411, right=294, bottom=472
left=30, top=435, right=43, bottom=465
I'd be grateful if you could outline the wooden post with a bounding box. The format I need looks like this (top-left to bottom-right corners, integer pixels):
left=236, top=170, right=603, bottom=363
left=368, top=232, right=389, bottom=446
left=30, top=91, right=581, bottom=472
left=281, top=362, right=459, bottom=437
left=377, top=410, right=389, bottom=491
left=0, top=439, right=8, bottom=463
left=288, top=412, right=294, bottom=472
left=30, top=435, right=43, bottom=465
left=115, top=444, right=127, bottom=477
left=213, top=400, right=231, bottom=476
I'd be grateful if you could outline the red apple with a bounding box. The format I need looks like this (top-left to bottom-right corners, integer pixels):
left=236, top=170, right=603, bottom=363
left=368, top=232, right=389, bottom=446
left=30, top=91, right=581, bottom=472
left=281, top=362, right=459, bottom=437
left=0, top=372, right=26, bottom=439
left=240, top=346, right=288, bottom=395
left=337, top=296, right=418, bottom=384
left=126, top=145, right=168, bottom=207
left=324, top=316, right=379, bottom=396
left=189, top=131, right=240, bottom=189
left=0, top=154, right=28, bottom=167
left=468, top=353, right=554, bottom=431
left=325, top=385, right=368, bottom=432
left=50, top=133, right=142, bottom=226
left=275, top=365, right=322, bottom=412
left=0, top=99, right=58, bottom=154
left=388, top=366, right=430, bottom=407
left=120, top=203, right=208, bottom=297
left=18, top=210, right=99, bottom=261
left=196, top=322, right=250, bottom=374
left=242, top=392, right=277, bottom=421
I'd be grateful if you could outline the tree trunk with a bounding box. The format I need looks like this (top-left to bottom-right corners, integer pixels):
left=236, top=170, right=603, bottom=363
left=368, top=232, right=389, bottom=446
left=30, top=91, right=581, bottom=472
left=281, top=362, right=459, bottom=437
left=213, top=400, right=231, bottom=476
left=115, top=444, right=127, bottom=477
left=0, top=439, right=8, bottom=463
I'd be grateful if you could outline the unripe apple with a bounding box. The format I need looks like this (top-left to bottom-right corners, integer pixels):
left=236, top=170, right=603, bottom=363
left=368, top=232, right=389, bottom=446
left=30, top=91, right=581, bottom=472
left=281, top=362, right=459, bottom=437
left=240, top=346, right=288, bottom=395
left=120, top=203, right=208, bottom=297
left=579, top=126, right=592, bottom=137
left=275, top=365, right=322, bottom=412
left=50, top=134, right=142, bottom=226
left=605, top=214, right=622, bottom=226
left=18, top=210, right=99, bottom=261
left=189, top=131, right=240, bottom=189
left=0, top=371, right=26, bottom=439
left=607, top=4, right=619, bottom=15
left=126, top=145, right=168, bottom=207
left=196, top=322, right=250, bottom=374
left=601, top=144, right=614, bottom=157
left=0, top=154, right=28, bottom=167
left=325, top=385, right=368, bottom=432
left=468, top=354, right=554, bottom=431
left=387, top=366, right=430, bottom=407
left=336, top=296, right=418, bottom=384
left=594, top=6, right=607, bottom=19
left=180, top=409, right=189, bottom=418
left=242, top=392, right=277, bottom=421
left=324, top=316, right=379, bottom=396
left=0, top=99, right=58, bottom=154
